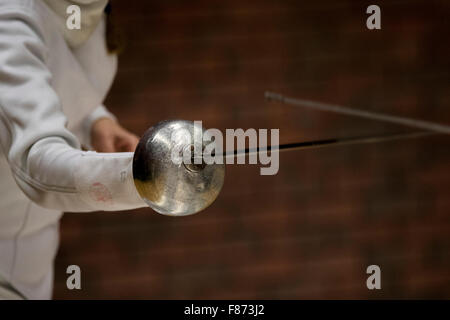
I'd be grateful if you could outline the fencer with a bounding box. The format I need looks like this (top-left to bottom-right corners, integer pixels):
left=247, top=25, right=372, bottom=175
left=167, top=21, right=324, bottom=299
left=0, top=0, right=148, bottom=299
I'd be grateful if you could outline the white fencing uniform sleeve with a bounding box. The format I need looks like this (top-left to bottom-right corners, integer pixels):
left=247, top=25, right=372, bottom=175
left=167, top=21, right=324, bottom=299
left=0, top=13, right=146, bottom=212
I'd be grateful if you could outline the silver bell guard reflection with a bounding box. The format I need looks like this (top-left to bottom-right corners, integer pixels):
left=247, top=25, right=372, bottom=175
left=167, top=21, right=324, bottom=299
left=132, top=120, right=225, bottom=216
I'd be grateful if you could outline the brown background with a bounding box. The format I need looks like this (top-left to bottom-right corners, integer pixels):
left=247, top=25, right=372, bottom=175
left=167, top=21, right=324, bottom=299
left=54, top=0, right=450, bottom=298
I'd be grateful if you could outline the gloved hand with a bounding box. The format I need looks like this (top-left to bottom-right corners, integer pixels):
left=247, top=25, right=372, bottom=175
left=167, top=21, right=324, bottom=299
left=91, top=118, right=139, bottom=152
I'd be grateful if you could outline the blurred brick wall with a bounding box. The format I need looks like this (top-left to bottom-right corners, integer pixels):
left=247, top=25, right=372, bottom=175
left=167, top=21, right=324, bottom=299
left=54, top=0, right=450, bottom=298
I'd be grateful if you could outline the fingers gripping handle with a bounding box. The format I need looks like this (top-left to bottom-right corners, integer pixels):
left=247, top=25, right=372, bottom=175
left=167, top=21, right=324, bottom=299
left=74, top=151, right=145, bottom=211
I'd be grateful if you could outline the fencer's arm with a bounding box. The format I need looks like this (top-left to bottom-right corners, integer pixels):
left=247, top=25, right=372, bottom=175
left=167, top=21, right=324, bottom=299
left=0, top=14, right=146, bottom=212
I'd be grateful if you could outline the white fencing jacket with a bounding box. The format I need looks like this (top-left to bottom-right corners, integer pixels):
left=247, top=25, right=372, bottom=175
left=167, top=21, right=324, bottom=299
left=0, top=0, right=146, bottom=299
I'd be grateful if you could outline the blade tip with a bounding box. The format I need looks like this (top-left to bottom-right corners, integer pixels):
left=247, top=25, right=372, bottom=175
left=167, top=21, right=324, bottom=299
left=264, top=91, right=284, bottom=102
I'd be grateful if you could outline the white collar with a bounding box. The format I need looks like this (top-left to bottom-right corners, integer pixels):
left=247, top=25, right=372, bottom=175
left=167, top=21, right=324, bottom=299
left=43, top=0, right=109, bottom=48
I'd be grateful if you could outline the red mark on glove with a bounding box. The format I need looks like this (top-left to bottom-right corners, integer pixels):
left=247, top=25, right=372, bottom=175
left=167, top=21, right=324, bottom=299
left=89, top=182, right=113, bottom=204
